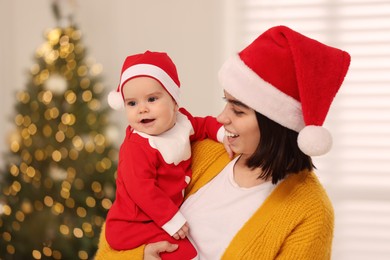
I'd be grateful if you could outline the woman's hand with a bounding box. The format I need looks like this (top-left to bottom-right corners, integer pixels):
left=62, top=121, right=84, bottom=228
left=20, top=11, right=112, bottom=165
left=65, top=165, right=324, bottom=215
left=144, top=241, right=178, bottom=260
left=223, top=135, right=234, bottom=159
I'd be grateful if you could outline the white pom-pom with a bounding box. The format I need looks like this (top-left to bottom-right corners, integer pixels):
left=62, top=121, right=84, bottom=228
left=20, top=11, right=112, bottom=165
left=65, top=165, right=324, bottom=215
left=107, top=91, right=124, bottom=110
left=297, top=125, right=332, bottom=156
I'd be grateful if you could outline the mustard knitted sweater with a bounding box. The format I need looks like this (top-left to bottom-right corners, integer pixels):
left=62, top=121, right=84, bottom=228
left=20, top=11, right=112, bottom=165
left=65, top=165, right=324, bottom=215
left=95, top=139, right=334, bottom=260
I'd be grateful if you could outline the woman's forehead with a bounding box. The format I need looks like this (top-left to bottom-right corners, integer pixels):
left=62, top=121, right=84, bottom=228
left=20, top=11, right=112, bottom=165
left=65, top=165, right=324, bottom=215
left=224, top=90, right=250, bottom=109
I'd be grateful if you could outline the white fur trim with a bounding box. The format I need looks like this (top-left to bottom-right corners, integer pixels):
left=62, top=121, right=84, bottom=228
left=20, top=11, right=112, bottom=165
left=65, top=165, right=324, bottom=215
left=161, top=211, right=186, bottom=236
left=185, top=175, right=191, bottom=184
left=216, top=126, right=225, bottom=143
left=298, top=125, right=332, bottom=156
left=107, top=90, right=124, bottom=110
left=120, top=64, right=180, bottom=105
left=218, top=55, right=305, bottom=132
left=133, top=112, right=193, bottom=165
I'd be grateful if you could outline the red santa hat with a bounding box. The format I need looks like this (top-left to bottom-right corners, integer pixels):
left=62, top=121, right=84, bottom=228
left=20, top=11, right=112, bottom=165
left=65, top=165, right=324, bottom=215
left=108, top=50, right=181, bottom=110
left=218, top=25, right=351, bottom=156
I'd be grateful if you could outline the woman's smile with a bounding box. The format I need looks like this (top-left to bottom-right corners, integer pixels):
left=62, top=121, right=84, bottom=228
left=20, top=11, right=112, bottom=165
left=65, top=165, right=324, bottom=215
left=225, top=130, right=239, bottom=138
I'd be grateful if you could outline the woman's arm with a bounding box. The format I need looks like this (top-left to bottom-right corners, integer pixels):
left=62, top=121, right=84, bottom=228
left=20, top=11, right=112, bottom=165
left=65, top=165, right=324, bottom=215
left=96, top=223, right=179, bottom=260
left=275, top=174, right=334, bottom=260
left=275, top=212, right=334, bottom=260
left=95, top=224, right=145, bottom=260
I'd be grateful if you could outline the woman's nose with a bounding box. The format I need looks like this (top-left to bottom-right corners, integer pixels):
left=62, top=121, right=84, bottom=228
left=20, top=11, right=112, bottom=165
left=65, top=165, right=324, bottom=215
left=217, top=105, right=229, bottom=124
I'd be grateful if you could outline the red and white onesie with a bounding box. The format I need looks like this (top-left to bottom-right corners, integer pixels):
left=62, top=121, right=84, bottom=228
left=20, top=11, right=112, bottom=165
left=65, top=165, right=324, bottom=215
left=105, top=108, right=223, bottom=258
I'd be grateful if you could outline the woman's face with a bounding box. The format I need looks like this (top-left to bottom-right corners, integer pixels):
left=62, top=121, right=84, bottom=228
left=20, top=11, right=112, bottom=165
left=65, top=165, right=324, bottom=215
left=217, top=91, right=260, bottom=159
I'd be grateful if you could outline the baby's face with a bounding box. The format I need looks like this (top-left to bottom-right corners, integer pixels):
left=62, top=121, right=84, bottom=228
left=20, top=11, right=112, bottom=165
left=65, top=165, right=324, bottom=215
left=122, top=76, right=178, bottom=136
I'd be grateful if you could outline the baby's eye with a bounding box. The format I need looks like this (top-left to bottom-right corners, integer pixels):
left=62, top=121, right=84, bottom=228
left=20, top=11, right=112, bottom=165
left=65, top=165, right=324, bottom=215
left=148, top=97, right=157, bottom=102
left=127, top=101, right=136, bottom=106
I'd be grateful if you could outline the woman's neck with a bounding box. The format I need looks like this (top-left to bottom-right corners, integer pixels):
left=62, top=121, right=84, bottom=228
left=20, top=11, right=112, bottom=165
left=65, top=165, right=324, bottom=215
left=233, top=156, right=268, bottom=188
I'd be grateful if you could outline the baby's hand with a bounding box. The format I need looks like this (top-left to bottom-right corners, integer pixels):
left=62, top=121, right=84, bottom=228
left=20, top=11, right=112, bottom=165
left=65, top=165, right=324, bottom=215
left=223, top=135, right=234, bottom=159
left=172, top=222, right=189, bottom=240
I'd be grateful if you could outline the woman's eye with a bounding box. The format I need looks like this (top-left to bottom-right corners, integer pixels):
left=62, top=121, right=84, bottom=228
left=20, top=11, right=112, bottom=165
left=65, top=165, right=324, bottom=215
left=148, top=97, right=157, bottom=102
left=233, top=109, right=244, bottom=115
left=127, top=101, right=136, bottom=106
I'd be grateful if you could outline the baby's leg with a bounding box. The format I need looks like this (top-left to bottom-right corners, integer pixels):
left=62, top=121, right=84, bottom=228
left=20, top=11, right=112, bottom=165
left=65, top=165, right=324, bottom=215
left=106, top=220, right=198, bottom=259
left=106, top=220, right=165, bottom=250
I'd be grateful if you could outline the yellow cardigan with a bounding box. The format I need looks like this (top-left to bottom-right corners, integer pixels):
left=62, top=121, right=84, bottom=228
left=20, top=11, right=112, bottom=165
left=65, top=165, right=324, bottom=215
left=95, top=139, right=334, bottom=260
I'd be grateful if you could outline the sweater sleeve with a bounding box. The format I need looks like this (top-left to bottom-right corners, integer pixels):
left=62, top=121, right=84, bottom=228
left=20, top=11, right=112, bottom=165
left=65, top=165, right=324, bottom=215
left=274, top=173, right=334, bottom=260
left=179, top=107, right=224, bottom=143
left=95, top=224, right=144, bottom=260
left=275, top=204, right=334, bottom=260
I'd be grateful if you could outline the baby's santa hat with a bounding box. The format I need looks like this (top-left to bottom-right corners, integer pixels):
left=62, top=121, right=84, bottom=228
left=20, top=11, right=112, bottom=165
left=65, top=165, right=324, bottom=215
left=108, top=50, right=181, bottom=110
left=218, top=25, right=351, bottom=156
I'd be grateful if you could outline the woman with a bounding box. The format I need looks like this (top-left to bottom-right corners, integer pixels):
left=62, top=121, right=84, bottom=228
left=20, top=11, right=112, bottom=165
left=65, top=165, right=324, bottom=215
left=95, top=25, right=350, bottom=259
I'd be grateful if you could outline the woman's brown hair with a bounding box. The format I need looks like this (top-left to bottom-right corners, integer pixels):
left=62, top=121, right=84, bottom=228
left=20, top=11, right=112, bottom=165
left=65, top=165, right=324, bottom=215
left=246, top=112, right=315, bottom=184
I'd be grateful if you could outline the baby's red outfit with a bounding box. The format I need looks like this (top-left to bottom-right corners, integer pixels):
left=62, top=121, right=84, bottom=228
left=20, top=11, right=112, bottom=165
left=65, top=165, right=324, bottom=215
left=106, top=108, right=222, bottom=259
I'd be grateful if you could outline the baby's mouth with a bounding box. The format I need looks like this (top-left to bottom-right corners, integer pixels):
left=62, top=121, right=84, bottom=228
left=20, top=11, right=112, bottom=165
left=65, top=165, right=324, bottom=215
left=141, top=119, right=155, bottom=124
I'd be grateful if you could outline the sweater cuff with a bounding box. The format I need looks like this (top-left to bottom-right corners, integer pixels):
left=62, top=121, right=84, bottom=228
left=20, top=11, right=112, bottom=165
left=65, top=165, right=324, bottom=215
left=161, top=211, right=186, bottom=236
left=216, top=126, right=225, bottom=143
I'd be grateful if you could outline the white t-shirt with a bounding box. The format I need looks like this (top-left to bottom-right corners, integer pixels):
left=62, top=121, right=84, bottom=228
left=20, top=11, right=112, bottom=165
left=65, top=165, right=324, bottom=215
left=180, top=156, right=276, bottom=259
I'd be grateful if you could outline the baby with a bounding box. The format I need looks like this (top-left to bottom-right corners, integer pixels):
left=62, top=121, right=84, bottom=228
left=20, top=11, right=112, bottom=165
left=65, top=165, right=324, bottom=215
left=105, top=51, right=225, bottom=259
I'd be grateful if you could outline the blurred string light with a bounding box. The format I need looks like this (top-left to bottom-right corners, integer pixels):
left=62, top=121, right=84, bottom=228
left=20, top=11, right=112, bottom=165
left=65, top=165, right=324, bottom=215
left=0, top=7, right=117, bottom=260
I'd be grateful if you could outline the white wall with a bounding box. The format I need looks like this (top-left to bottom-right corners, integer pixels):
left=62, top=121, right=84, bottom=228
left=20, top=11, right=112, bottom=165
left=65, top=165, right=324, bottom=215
left=0, top=0, right=227, bottom=167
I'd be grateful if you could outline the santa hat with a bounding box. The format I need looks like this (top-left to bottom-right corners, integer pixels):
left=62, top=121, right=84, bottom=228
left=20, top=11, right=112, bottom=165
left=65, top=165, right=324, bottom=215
left=218, top=25, right=351, bottom=156
left=108, top=50, right=180, bottom=110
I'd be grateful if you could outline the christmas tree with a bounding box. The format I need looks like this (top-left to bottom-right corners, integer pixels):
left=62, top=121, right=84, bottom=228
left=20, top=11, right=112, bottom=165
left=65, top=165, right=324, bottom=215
left=0, top=2, right=116, bottom=259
